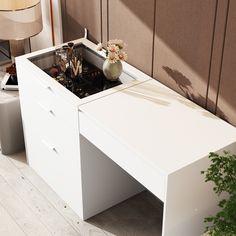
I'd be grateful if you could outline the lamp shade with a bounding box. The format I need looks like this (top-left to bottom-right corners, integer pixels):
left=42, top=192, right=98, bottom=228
left=0, top=0, right=40, bottom=11
left=0, top=1, right=43, bottom=40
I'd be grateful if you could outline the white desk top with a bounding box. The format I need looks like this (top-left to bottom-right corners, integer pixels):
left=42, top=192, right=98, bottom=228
left=80, top=79, right=236, bottom=174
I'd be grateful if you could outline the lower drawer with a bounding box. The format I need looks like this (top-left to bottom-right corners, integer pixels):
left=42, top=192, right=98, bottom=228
left=25, top=122, right=83, bottom=217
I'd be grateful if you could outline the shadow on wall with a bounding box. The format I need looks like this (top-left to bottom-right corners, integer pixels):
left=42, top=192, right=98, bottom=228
left=120, top=0, right=235, bottom=127
left=119, top=0, right=227, bottom=115
left=119, top=0, right=154, bottom=29
left=120, top=0, right=215, bottom=78
left=162, top=66, right=228, bottom=122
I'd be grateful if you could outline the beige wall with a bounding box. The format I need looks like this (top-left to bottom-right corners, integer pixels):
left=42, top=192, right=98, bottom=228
left=153, top=0, right=216, bottom=108
left=61, top=0, right=101, bottom=43
left=61, top=0, right=236, bottom=127
left=108, top=0, right=155, bottom=75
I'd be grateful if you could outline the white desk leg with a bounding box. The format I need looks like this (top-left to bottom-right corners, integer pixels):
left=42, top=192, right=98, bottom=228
left=162, top=142, right=236, bottom=236
left=79, top=135, right=144, bottom=220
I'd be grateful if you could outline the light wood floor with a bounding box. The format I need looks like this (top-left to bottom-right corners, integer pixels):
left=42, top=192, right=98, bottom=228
left=0, top=150, right=163, bottom=236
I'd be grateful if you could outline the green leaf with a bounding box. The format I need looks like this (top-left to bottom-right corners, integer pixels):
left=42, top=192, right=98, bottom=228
left=201, top=151, right=236, bottom=235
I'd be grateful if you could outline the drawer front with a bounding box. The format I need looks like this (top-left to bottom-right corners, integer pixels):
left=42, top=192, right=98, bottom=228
left=22, top=94, right=79, bottom=161
left=22, top=98, right=83, bottom=216
left=25, top=128, right=83, bottom=216
left=19, top=70, right=77, bottom=130
left=36, top=109, right=80, bottom=163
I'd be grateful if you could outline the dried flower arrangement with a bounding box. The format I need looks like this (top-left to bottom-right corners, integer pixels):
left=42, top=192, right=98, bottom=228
left=96, top=39, right=128, bottom=64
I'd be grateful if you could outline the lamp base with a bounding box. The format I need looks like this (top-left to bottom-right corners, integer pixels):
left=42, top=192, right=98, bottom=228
left=9, top=40, right=25, bottom=61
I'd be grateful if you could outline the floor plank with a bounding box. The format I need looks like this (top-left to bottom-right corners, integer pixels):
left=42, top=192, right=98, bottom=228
left=9, top=152, right=112, bottom=236
left=0, top=175, right=52, bottom=236
left=0, top=202, right=26, bottom=236
left=0, top=154, right=80, bottom=236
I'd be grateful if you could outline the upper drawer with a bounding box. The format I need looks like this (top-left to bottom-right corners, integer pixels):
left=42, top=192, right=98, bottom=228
left=18, top=71, right=78, bottom=130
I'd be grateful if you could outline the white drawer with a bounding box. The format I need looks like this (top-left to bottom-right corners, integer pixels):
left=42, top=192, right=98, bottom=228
left=19, top=72, right=77, bottom=130
left=36, top=111, right=80, bottom=163
left=22, top=94, right=79, bottom=159
left=22, top=95, right=83, bottom=216
left=25, top=127, right=83, bottom=216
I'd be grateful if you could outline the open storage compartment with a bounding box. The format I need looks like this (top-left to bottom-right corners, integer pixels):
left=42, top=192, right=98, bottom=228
left=29, top=43, right=135, bottom=99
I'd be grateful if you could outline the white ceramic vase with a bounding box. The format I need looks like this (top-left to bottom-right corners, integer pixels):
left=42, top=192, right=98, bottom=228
left=102, top=59, right=122, bottom=81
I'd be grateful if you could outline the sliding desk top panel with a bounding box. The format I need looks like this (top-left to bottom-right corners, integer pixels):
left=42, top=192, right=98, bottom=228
left=79, top=79, right=236, bottom=175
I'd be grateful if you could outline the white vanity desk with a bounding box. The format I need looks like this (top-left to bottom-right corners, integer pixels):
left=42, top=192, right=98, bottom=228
left=79, top=78, right=236, bottom=236
left=16, top=38, right=236, bottom=236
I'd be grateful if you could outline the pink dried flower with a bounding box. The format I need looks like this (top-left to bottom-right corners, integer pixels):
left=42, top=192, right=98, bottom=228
left=118, top=51, right=128, bottom=61
left=107, top=44, right=119, bottom=53
left=108, top=39, right=125, bottom=49
left=108, top=52, right=119, bottom=63
left=101, top=39, right=127, bottom=62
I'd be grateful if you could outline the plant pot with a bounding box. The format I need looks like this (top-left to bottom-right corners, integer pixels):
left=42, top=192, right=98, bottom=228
left=102, top=59, right=122, bottom=81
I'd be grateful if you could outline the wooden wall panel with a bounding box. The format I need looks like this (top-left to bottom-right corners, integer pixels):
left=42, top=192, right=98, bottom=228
left=153, top=0, right=217, bottom=107
left=216, top=0, right=236, bottom=126
left=61, top=0, right=102, bottom=43
left=101, top=0, right=108, bottom=43
left=206, top=0, right=229, bottom=113
left=108, top=0, right=155, bottom=76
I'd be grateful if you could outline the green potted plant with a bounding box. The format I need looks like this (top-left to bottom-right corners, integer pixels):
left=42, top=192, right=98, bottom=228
left=201, top=151, right=236, bottom=236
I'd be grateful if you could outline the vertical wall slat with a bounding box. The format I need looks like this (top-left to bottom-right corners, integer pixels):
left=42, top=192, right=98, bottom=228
left=206, top=0, right=229, bottom=114
left=153, top=0, right=217, bottom=107
left=101, top=0, right=108, bottom=43
left=108, top=0, right=155, bottom=76
left=61, top=0, right=66, bottom=42
left=61, top=0, right=102, bottom=43
left=215, top=0, right=236, bottom=126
